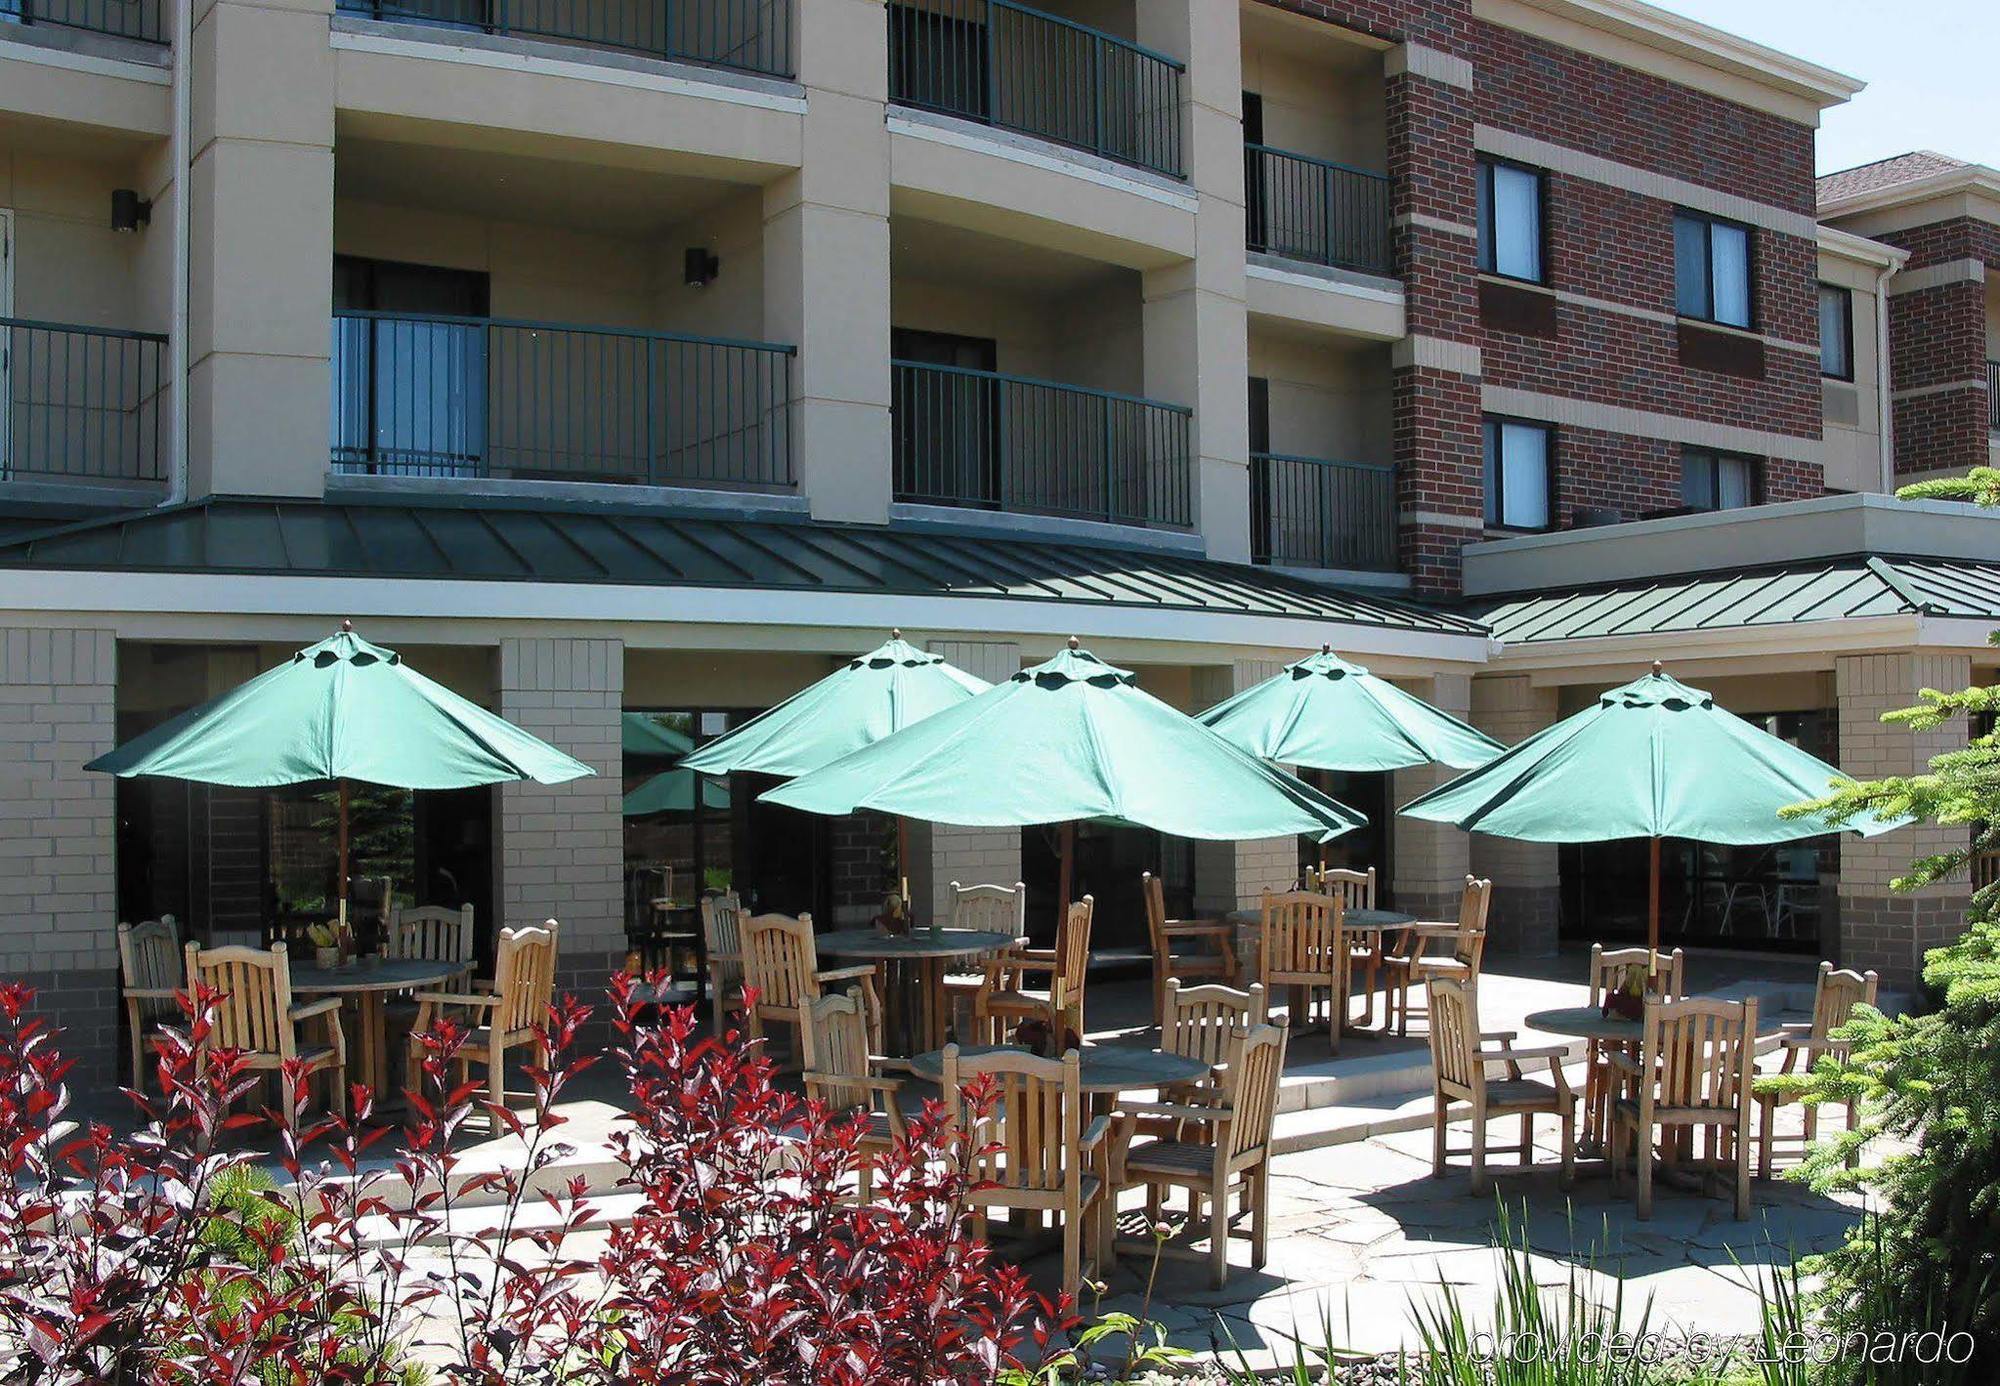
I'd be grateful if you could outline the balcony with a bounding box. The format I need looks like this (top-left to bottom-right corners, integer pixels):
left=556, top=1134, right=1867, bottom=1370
left=0, top=0, right=165, bottom=43
left=330, top=312, right=795, bottom=489
left=892, top=360, right=1191, bottom=528
left=332, top=0, right=794, bottom=77
left=1250, top=452, right=1397, bottom=572
left=1244, top=145, right=1392, bottom=277
left=887, top=0, right=1184, bottom=181
left=1, top=318, right=169, bottom=489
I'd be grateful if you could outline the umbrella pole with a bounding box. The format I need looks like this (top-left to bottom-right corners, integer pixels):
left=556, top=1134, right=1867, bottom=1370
left=1647, top=835, right=1661, bottom=954
left=1057, top=821, right=1075, bottom=919
left=337, top=778, right=351, bottom=914
left=896, top=814, right=911, bottom=907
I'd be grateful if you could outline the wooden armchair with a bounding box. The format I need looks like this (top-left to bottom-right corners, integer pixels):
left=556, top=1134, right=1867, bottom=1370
left=406, top=922, right=559, bottom=1120
left=1160, top=979, right=1268, bottom=1079
left=1142, top=872, right=1237, bottom=1025
left=118, top=915, right=181, bottom=1090
left=742, top=912, right=881, bottom=1065
left=1383, top=876, right=1492, bottom=1037
left=974, top=896, right=1093, bottom=1046
left=1110, top=1021, right=1288, bottom=1288
left=383, top=903, right=477, bottom=1063
left=1609, top=996, right=1757, bottom=1220
left=801, top=990, right=907, bottom=1203
left=1582, top=944, right=1685, bottom=1148
left=1756, top=962, right=1877, bottom=1178
left=184, top=940, right=347, bottom=1119
left=940, top=881, right=1029, bottom=1041
left=1259, top=889, right=1347, bottom=1048
left=1314, top=867, right=1381, bottom=1026
left=701, top=891, right=746, bottom=1033
left=941, top=1042, right=1109, bottom=1302
left=1425, top=975, right=1575, bottom=1195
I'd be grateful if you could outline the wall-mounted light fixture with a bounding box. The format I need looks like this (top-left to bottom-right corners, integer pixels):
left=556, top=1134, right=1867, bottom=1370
left=683, top=246, right=720, bottom=288
left=111, top=189, right=153, bottom=233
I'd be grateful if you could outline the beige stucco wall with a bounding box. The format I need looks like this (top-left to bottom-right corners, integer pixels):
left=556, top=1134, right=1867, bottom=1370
left=1250, top=329, right=1393, bottom=462
left=891, top=267, right=1146, bottom=397
left=0, top=146, right=156, bottom=330
left=1816, top=248, right=1889, bottom=494
left=1240, top=14, right=1387, bottom=173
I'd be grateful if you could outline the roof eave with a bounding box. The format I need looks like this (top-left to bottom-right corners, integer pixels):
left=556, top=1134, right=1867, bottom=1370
left=1818, top=164, right=2000, bottom=221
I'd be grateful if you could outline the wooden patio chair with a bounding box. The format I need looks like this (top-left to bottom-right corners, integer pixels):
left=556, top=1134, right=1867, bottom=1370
left=1756, top=962, right=1877, bottom=1178
left=701, top=891, right=746, bottom=1032
left=1142, top=872, right=1237, bottom=1025
left=407, top=922, right=559, bottom=1120
left=383, top=903, right=477, bottom=1065
left=974, top=896, right=1093, bottom=1046
left=1609, top=996, right=1757, bottom=1220
left=1581, top=944, right=1685, bottom=1148
left=741, top=912, right=881, bottom=1065
left=1258, top=889, right=1347, bottom=1048
left=1110, top=1021, right=1288, bottom=1288
left=940, top=881, right=1029, bottom=1041
left=1150, top=979, right=1272, bottom=1219
left=1314, top=867, right=1381, bottom=1026
left=1382, top=876, right=1491, bottom=1037
left=1425, top=975, right=1575, bottom=1195
left=801, top=989, right=907, bottom=1203
left=117, top=916, right=181, bottom=1090
left=184, top=940, right=347, bottom=1120
left=941, top=1042, right=1110, bottom=1302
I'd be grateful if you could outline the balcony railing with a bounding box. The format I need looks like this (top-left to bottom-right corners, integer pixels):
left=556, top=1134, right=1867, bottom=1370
left=1244, top=144, right=1393, bottom=277
left=331, top=311, right=795, bottom=488
left=1, top=318, right=169, bottom=486
left=887, top=0, right=1185, bottom=180
left=892, top=360, right=1192, bottom=528
left=1250, top=452, right=1397, bottom=571
left=333, top=0, right=793, bottom=77
left=1988, top=359, right=1998, bottom=434
left=0, top=0, right=165, bottom=43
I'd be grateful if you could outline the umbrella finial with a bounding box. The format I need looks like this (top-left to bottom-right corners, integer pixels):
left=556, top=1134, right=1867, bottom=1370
left=1652, top=659, right=1663, bottom=676
left=341, top=618, right=353, bottom=634
left=1321, top=643, right=1332, bottom=655
left=1067, top=635, right=1080, bottom=652
left=891, top=627, right=902, bottom=641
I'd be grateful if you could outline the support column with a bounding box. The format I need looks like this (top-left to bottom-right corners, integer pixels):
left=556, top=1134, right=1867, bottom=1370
left=1469, top=674, right=1560, bottom=954
left=496, top=639, right=625, bottom=999
left=186, top=0, right=336, bottom=497
left=1191, top=660, right=1296, bottom=933
left=1391, top=671, right=1472, bottom=921
left=0, top=630, right=118, bottom=1086
left=763, top=0, right=892, bottom=525
left=1835, top=652, right=1974, bottom=990
left=909, top=640, right=1023, bottom=927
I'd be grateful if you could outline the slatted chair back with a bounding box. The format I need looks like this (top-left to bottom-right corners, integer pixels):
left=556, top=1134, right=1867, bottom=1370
left=1260, top=890, right=1344, bottom=982
left=1644, top=997, right=1756, bottom=1117
left=942, top=1043, right=1082, bottom=1196
left=1223, top=1023, right=1288, bottom=1167
left=1141, top=873, right=1172, bottom=956
left=1589, top=944, right=1686, bottom=1006
left=702, top=891, right=746, bottom=992
left=950, top=881, right=1028, bottom=938
left=801, top=989, right=875, bottom=1113
left=1808, top=962, right=1878, bottom=1043
left=1161, top=979, right=1267, bottom=1073
left=119, top=917, right=182, bottom=1023
left=491, top=922, right=559, bottom=1037
left=1313, top=867, right=1376, bottom=914
left=1051, top=896, right=1095, bottom=1016
left=387, top=905, right=475, bottom=966
left=1425, top=975, right=1481, bottom=1103
left=185, top=941, right=297, bottom=1058
left=1450, top=876, right=1492, bottom=967
left=744, top=912, right=822, bottom=1012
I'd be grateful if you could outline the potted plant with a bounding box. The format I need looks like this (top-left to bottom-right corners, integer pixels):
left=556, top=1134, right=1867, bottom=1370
left=1602, top=962, right=1647, bottom=1020
left=306, top=922, right=341, bottom=971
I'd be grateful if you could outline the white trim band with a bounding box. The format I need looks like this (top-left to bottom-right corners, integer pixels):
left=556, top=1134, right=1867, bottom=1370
left=1885, top=259, right=1988, bottom=296
left=1480, top=384, right=1823, bottom=462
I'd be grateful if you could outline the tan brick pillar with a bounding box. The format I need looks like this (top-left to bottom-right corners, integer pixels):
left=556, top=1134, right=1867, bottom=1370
left=0, top=629, right=119, bottom=1084
left=907, top=640, right=1022, bottom=927
left=1189, top=660, right=1297, bottom=975
left=1469, top=673, right=1560, bottom=954
left=1835, top=652, right=1974, bottom=989
left=1391, top=671, right=1473, bottom=922
left=496, top=638, right=624, bottom=998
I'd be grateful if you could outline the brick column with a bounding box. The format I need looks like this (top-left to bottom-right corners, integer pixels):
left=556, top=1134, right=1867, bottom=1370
left=496, top=638, right=624, bottom=1000
left=1469, top=674, right=1560, bottom=954
left=1877, top=220, right=1996, bottom=479
left=1191, top=661, right=1297, bottom=981
left=908, top=640, right=1022, bottom=927
left=1390, top=671, right=1473, bottom=921
left=0, top=629, right=119, bottom=1085
left=1835, top=652, right=1974, bottom=989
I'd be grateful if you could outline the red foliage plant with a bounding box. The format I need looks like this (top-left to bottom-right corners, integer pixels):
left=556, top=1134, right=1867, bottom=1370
left=0, top=974, right=1061, bottom=1385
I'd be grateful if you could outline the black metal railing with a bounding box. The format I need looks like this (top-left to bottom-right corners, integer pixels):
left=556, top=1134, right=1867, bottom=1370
left=887, top=0, right=1184, bottom=180
left=1250, top=452, right=1397, bottom=571
left=892, top=360, right=1191, bottom=527
left=1244, top=144, right=1392, bottom=276
left=1, top=318, right=169, bottom=485
left=334, top=0, right=793, bottom=77
left=331, top=311, right=795, bottom=488
left=1988, top=359, right=1998, bottom=433
left=0, top=0, right=165, bottom=43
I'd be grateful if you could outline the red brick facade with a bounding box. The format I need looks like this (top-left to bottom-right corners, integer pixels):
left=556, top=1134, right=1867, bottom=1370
left=1871, top=217, right=2000, bottom=477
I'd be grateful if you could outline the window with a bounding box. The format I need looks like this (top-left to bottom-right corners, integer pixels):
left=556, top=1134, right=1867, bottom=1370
left=1477, top=159, right=1545, bottom=283
left=1674, top=211, right=1753, bottom=328
left=1483, top=417, right=1552, bottom=529
left=1818, top=283, right=1854, bottom=380
left=1681, top=447, right=1759, bottom=511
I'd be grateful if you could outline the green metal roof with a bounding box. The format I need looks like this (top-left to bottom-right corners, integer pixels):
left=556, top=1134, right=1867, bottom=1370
left=0, top=496, right=1486, bottom=638
left=1478, top=555, right=2000, bottom=644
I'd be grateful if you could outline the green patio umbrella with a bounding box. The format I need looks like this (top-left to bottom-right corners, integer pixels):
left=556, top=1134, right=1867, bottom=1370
left=623, top=768, right=732, bottom=817
left=623, top=712, right=696, bottom=760
left=89, top=623, right=594, bottom=909
left=1400, top=663, right=1906, bottom=950
left=764, top=640, right=1365, bottom=912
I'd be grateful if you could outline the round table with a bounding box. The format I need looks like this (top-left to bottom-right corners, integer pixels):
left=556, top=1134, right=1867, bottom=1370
left=290, top=957, right=468, bottom=1099
left=1526, top=1006, right=1644, bottom=1163
left=1222, top=906, right=1415, bottom=931
left=907, top=1042, right=1209, bottom=1099
left=816, top=928, right=1017, bottom=1055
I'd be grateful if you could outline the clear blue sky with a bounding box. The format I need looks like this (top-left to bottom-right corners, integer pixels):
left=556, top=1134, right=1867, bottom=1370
left=1649, top=0, right=1999, bottom=175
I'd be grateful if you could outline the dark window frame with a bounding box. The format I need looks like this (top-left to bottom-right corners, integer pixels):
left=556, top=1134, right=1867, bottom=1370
left=1818, top=281, right=1855, bottom=381
left=1476, top=157, right=1549, bottom=286
left=1673, top=209, right=1757, bottom=331
left=1482, top=414, right=1557, bottom=532
left=1680, top=445, right=1762, bottom=512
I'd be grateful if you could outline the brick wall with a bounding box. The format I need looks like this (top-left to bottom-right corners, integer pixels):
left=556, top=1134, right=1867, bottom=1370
left=0, top=629, right=119, bottom=1085
left=1876, top=217, right=1999, bottom=477
left=1390, top=671, right=1473, bottom=921
left=1468, top=674, right=1560, bottom=954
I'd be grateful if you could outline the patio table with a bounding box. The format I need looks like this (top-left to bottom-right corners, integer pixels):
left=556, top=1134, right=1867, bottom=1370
left=906, top=1042, right=1208, bottom=1108
left=816, top=927, right=1016, bottom=1056
left=290, top=957, right=467, bottom=1101
left=1224, top=906, right=1415, bottom=1029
